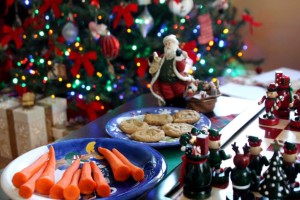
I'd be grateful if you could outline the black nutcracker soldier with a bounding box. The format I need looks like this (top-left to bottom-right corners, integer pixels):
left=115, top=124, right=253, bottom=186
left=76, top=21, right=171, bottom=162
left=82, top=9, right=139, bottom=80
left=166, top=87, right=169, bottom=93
left=247, top=136, right=269, bottom=191
left=225, top=143, right=258, bottom=200
left=289, top=89, right=300, bottom=128
left=179, top=127, right=212, bottom=199
left=207, top=128, right=231, bottom=188
left=248, top=136, right=269, bottom=177
left=258, top=82, right=282, bottom=126
left=275, top=71, right=293, bottom=118
left=282, top=141, right=300, bottom=190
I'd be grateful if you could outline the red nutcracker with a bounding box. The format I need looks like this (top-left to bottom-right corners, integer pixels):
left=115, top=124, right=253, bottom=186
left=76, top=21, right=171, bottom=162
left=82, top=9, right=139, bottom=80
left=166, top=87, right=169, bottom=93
left=275, top=71, right=293, bottom=118
left=290, top=89, right=300, bottom=128
left=258, top=83, right=282, bottom=126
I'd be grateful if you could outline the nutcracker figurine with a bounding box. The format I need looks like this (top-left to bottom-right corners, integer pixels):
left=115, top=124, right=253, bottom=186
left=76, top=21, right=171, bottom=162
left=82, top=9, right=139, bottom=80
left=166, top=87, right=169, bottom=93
left=282, top=142, right=300, bottom=190
left=275, top=72, right=293, bottom=118
left=148, top=34, right=194, bottom=107
left=207, top=128, right=231, bottom=188
left=225, top=143, right=258, bottom=200
left=179, top=127, right=212, bottom=199
left=289, top=89, right=300, bottom=128
left=258, top=83, right=282, bottom=126
left=247, top=136, right=269, bottom=191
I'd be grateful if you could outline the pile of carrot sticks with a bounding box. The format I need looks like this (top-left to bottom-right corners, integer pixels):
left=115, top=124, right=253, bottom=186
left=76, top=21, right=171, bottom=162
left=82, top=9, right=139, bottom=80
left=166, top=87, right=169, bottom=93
left=11, top=145, right=145, bottom=199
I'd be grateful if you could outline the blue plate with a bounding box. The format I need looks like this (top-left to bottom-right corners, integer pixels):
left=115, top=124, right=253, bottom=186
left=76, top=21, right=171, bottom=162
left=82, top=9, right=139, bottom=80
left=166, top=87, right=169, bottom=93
left=1, top=138, right=167, bottom=200
left=105, top=107, right=211, bottom=148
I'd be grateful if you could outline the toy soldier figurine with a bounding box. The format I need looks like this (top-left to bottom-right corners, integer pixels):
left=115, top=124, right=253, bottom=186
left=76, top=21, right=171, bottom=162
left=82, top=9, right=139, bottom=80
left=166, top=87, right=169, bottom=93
left=149, top=34, right=193, bottom=107
left=226, top=143, right=258, bottom=200
left=247, top=136, right=269, bottom=191
left=289, top=89, right=300, bottom=128
left=275, top=71, right=293, bottom=118
left=248, top=136, right=269, bottom=177
left=207, top=129, right=231, bottom=188
left=179, top=127, right=212, bottom=199
left=258, top=83, right=282, bottom=126
left=282, top=142, right=300, bottom=190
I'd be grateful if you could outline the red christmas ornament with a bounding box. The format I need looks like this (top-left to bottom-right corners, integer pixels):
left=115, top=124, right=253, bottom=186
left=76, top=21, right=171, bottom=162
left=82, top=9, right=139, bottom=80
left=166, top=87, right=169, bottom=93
left=100, top=34, right=120, bottom=59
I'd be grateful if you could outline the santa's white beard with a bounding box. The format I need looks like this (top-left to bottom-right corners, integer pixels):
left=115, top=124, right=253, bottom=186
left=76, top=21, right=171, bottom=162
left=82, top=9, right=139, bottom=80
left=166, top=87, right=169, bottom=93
left=164, top=46, right=177, bottom=60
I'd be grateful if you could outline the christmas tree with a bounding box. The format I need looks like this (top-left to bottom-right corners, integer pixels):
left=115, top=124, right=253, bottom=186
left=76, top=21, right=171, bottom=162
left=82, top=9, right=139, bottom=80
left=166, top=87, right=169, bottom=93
left=0, top=0, right=263, bottom=120
left=258, top=140, right=290, bottom=199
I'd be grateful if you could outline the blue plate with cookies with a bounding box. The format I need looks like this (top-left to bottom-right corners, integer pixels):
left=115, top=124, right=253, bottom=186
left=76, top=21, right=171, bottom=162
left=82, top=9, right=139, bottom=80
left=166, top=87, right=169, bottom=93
left=105, top=107, right=211, bottom=148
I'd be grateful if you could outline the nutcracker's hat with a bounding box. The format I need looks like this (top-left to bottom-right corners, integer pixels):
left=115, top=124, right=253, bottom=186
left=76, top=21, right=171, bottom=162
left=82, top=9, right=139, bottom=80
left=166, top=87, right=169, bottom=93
left=247, top=136, right=262, bottom=147
left=284, top=141, right=298, bottom=154
left=163, top=34, right=179, bottom=45
left=190, top=127, right=200, bottom=135
left=267, top=83, right=277, bottom=92
left=208, top=129, right=221, bottom=141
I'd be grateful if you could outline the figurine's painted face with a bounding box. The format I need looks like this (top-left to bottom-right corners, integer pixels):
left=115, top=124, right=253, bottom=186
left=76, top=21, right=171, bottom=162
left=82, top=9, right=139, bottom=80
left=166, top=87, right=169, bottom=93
left=267, top=91, right=278, bottom=98
left=164, top=40, right=178, bottom=59
left=283, top=153, right=297, bottom=163
left=209, top=140, right=220, bottom=149
left=249, top=146, right=262, bottom=155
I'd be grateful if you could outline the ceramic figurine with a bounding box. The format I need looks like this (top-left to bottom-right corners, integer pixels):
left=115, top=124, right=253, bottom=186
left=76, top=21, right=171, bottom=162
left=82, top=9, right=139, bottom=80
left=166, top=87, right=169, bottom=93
left=275, top=71, right=293, bottom=118
left=258, top=83, right=282, bottom=126
left=258, top=140, right=290, bottom=199
left=225, top=143, right=258, bottom=200
left=247, top=136, right=269, bottom=177
left=282, top=142, right=300, bottom=189
left=289, top=89, right=300, bottom=128
left=149, top=34, right=194, bottom=107
left=179, top=127, right=212, bottom=199
left=247, top=136, right=269, bottom=191
left=207, top=128, right=231, bottom=188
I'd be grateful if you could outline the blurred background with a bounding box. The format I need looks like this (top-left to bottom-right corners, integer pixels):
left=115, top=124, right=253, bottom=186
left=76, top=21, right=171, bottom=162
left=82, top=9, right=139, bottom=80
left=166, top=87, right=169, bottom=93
left=232, top=0, right=300, bottom=71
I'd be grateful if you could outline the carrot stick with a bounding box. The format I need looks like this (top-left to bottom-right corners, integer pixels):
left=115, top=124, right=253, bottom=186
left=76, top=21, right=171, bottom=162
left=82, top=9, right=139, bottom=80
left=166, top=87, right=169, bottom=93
left=12, top=152, right=49, bottom=188
left=35, top=145, right=56, bottom=195
left=90, top=161, right=111, bottom=197
left=63, top=169, right=81, bottom=200
left=49, top=158, right=81, bottom=199
left=18, top=162, right=47, bottom=199
left=112, top=148, right=145, bottom=182
left=98, top=147, right=131, bottom=182
left=78, top=162, right=96, bottom=195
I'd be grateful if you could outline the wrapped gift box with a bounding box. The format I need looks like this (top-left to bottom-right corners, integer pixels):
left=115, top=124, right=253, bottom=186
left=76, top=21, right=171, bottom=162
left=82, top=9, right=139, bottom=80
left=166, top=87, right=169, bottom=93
left=0, top=98, right=20, bottom=159
left=13, top=106, right=48, bottom=156
left=37, top=97, right=67, bottom=142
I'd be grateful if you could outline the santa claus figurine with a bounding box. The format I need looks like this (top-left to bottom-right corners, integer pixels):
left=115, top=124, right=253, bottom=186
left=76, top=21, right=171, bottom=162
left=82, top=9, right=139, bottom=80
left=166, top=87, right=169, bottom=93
left=258, top=83, right=282, bottom=126
left=149, top=34, right=193, bottom=107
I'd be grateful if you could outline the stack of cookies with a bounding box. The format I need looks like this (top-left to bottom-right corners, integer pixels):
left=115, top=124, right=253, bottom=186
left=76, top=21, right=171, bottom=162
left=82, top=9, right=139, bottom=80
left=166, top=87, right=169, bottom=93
left=119, top=109, right=200, bottom=143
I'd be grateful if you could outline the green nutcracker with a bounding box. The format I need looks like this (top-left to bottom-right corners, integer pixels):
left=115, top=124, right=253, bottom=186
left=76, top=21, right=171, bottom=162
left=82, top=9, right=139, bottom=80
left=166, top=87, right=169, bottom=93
left=208, top=129, right=231, bottom=188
